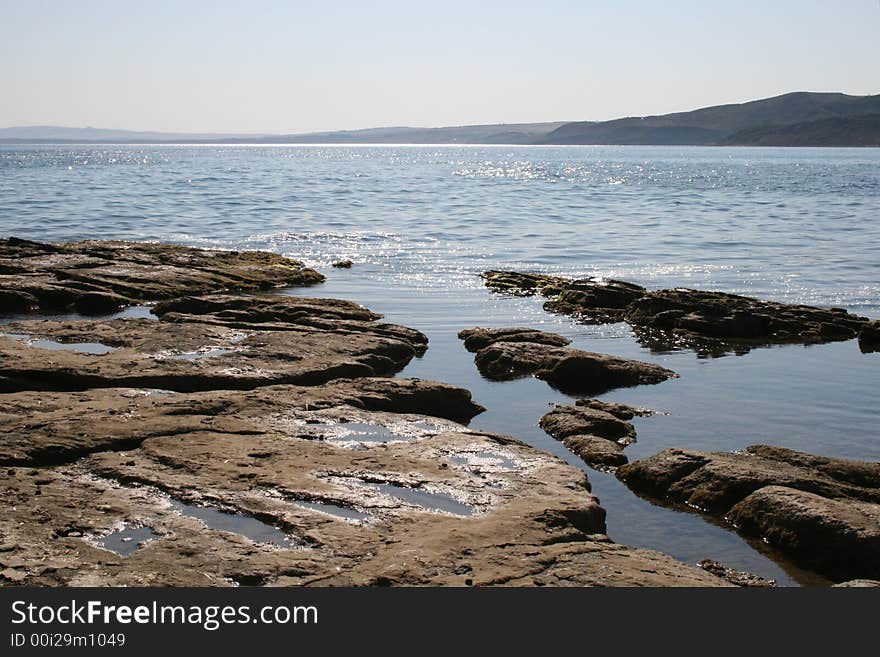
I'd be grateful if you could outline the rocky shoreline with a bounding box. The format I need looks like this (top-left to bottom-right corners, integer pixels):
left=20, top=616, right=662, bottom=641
left=481, top=269, right=879, bottom=356
left=1, top=239, right=877, bottom=587
left=0, top=239, right=732, bottom=587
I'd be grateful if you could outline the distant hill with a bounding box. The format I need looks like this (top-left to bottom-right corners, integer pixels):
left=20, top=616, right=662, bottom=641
left=717, top=113, right=880, bottom=146
left=539, top=92, right=880, bottom=145
left=3, top=92, right=879, bottom=146
left=0, top=122, right=567, bottom=145
left=0, top=126, right=261, bottom=142
left=268, top=122, right=569, bottom=144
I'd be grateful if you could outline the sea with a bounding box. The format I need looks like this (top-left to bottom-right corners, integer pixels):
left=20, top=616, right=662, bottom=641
left=1, top=143, right=878, bottom=586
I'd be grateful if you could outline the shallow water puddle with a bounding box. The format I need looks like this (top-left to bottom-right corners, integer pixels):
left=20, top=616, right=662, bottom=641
left=2, top=333, right=116, bottom=355
left=93, top=525, right=160, bottom=556
left=448, top=450, right=519, bottom=471
left=326, top=422, right=415, bottom=443
left=163, top=347, right=236, bottom=360
left=372, top=483, right=474, bottom=516
left=294, top=500, right=370, bottom=522
left=169, top=500, right=296, bottom=547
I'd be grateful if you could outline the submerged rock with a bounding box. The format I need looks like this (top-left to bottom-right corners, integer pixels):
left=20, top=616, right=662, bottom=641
left=332, top=260, right=353, bottom=268
left=574, top=398, right=654, bottom=421
left=480, top=269, right=873, bottom=356
left=697, top=559, right=776, bottom=587
left=0, top=237, right=324, bottom=315
left=464, top=338, right=677, bottom=395
left=480, top=270, right=568, bottom=296
left=617, top=445, right=880, bottom=581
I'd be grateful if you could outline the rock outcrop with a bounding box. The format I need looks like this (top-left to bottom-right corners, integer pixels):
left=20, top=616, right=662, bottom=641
left=0, top=237, right=323, bottom=315
left=0, top=382, right=727, bottom=587
left=0, top=294, right=429, bottom=393
left=859, top=320, right=880, bottom=353
left=0, top=242, right=730, bottom=587
left=458, top=327, right=571, bottom=352
left=481, top=270, right=874, bottom=356
left=459, top=327, right=677, bottom=395
left=540, top=401, right=647, bottom=469
left=617, top=446, right=880, bottom=581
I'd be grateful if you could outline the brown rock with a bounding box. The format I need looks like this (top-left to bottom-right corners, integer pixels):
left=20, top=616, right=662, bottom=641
left=727, top=486, right=880, bottom=581
left=468, top=339, right=677, bottom=395
left=0, top=378, right=486, bottom=467
left=574, top=398, right=654, bottom=420
left=0, top=294, right=429, bottom=393
left=0, top=383, right=727, bottom=587
left=0, top=237, right=324, bottom=315
left=697, top=559, right=776, bottom=587
left=480, top=269, right=873, bottom=355
left=480, top=270, right=567, bottom=296
left=458, top=327, right=570, bottom=352
left=617, top=446, right=880, bottom=581
left=540, top=403, right=645, bottom=469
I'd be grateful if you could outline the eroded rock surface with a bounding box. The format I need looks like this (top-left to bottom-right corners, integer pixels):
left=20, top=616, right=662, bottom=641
left=481, top=270, right=873, bottom=356
left=0, top=237, right=324, bottom=315
left=0, top=295, right=429, bottom=392
left=540, top=403, right=639, bottom=469
left=461, top=333, right=677, bottom=395
left=0, top=382, right=727, bottom=587
left=617, top=446, right=880, bottom=581
left=0, top=242, right=729, bottom=587
left=697, top=559, right=776, bottom=587
left=458, top=327, right=571, bottom=352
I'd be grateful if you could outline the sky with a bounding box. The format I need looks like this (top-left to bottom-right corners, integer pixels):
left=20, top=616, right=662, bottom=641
left=1, top=0, right=878, bottom=134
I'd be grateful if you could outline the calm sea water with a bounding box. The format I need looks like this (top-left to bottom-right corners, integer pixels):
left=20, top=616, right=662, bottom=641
left=2, top=144, right=878, bottom=586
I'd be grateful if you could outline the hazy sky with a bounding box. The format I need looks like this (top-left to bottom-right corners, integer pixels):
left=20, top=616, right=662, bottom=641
left=2, top=0, right=878, bottom=133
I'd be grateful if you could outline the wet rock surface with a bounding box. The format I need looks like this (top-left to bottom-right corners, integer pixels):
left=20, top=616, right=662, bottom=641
left=462, top=335, right=677, bottom=395
left=0, top=379, right=485, bottom=467
left=697, top=559, right=776, bottom=587
left=481, top=270, right=873, bottom=356
left=0, top=295, right=429, bottom=393
left=617, top=446, right=880, bottom=581
left=0, top=242, right=729, bottom=587
left=540, top=403, right=641, bottom=469
left=0, top=237, right=324, bottom=315
left=859, top=320, right=880, bottom=353
left=0, top=382, right=727, bottom=586
left=458, top=327, right=571, bottom=352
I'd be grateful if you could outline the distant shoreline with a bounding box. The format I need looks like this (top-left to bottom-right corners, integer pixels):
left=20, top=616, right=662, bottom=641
left=2, top=141, right=878, bottom=148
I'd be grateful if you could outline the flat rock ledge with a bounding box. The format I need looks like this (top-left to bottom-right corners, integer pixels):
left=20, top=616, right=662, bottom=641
left=0, top=294, right=429, bottom=393
left=0, top=237, right=324, bottom=315
left=458, top=327, right=677, bottom=395
left=616, top=446, right=880, bottom=581
left=0, top=381, right=727, bottom=587
left=481, top=270, right=874, bottom=356
left=0, top=244, right=727, bottom=587
left=540, top=400, right=654, bottom=470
